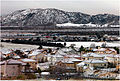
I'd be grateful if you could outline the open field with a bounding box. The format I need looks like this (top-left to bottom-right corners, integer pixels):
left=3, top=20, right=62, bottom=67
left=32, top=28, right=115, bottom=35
left=1, top=42, right=39, bottom=49
left=56, top=42, right=120, bottom=47
left=1, top=41, right=120, bottom=49
left=2, top=79, right=119, bottom=81
left=1, top=26, right=119, bottom=35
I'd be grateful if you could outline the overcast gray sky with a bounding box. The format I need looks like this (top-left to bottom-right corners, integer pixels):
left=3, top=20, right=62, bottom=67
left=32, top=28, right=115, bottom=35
left=1, top=0, right=120, bottom=16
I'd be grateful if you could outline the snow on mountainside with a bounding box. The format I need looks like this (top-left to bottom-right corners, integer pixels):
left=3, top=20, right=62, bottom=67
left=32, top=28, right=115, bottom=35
left=57, top=23, right=98, bottom=27
left=56, top=23, right=120, bottom=27
left=1, top=8, right=120, bottom=26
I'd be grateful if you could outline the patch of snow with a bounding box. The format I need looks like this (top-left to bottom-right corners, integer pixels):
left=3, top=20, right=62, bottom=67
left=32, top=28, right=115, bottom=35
left=56, top=22, right=97, bottom=27
left=41, top=72, right=50, bottom=75
left=56, top=42, right=120, bottom=47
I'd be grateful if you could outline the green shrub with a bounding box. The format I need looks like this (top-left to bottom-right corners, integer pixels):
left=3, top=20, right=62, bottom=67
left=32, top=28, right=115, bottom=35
left=26, top=74, right=36, bottom=79
left=17, top=74, right=26, bottom=79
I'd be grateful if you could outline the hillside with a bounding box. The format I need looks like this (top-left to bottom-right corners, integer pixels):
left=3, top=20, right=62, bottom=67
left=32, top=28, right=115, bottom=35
left=1, top=8, right=119, bottom=26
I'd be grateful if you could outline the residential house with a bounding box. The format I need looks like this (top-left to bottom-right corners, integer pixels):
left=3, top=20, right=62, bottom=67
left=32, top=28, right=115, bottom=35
left=0, top=59, right=26, bottom=77
left=84, top=59, right=108, bottom=69
left=62, top=57, right=82, bottom=69
left=82, top=53, right=105, bottom=61
left=46, top=54, right=64, bottom=65
left=37, top=62, right=51, bottom=71
left=77, top=59, right=108, bottom=73
left=21, top=58, right=37, bottom=70
left=105, top=54, right=120, bottom=65
left=93, top=47, right=117, bottom=54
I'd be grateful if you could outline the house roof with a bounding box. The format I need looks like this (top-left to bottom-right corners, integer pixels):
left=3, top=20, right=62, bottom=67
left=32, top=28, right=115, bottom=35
left=0, top=61, right=5, bottom=65
left=13, top=55, right=21, bottom=59
left=0, top=59, right=26, bottom=65
left=77, top=62, right=85, bottom=67
left=21, top=58, right=36, bottom=62
left=61, top=48, right=73, bottom=52
left=93, top=48, right=106, bottom=51
left=37, top=62, right=51, bottom=66
left=84, top=59, right=107, bottom=64
left=114, top=54, right=120, bottom=58
left=55, top=50, right=67, bottom=55
left=28, top=50, right=42, bottom=57
left=82, top=53, right=104, bottom=58
left=0, top=48, right=12, bottom=54
left=65, top=54, right=81, bottom=58
left=62, top=58, right=82, bottom=63
left=53, top=54, right=63, bottom=58
left=93, top=48, right=116, bottom=52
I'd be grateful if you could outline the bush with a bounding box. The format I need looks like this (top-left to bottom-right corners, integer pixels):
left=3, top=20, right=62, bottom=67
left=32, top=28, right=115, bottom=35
left=17, top=74, right=26, bottom=79
left=114, top=47, right=119, bottom=54
left=26, top=74, right=36, bottom=79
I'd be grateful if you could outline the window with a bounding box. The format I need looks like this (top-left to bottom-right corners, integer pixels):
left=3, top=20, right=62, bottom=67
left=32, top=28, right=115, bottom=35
left=12, top=72, right=14, bottom=75
left=13, top=66, right=15, bottom=68
left=84, top=64, right=87, bottom=66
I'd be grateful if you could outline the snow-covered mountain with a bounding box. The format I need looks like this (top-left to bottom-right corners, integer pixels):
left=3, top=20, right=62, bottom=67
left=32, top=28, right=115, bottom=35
left=1, top=8, right=119, bottom=26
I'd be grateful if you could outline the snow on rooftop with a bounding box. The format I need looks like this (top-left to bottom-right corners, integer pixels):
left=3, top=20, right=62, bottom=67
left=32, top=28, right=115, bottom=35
left=0, top=49, right=12, bottom=54
left=55, top=50, right=67, bottom=55
left=71, top=58, right=82, bottom=62
left=6, top=59, right=26, bottom=65
left=65, top=54, right=80, bottom=58
left=28, top=50, right=42, bottom=56
left=38, top=62, right=51, bottom=66
left=77, top=62, right=85, bottom=67
left=61, top=47, right=73, bottom=52
left=13, top=55, right=20, bottom=59
left=93, top=48, right=116, bottom=52
left=114, top=54, right=120, bottom=58
left=82, top=53, right=104, bottom=58
left=53, top=54, right=63, bottom=58
left=0, top=61, right=5, bottom=65
left=21, top=58, right=36, bottom=62
left=84, top=59, right=107, bottom=64
left=62, top=58, right=81, bottom=63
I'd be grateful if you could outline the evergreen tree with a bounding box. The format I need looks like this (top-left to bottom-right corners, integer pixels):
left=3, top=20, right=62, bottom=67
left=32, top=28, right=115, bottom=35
left=37, top=68, right=41, bottom=75
left=79, top=45, right=85, bottom=53
left=101, top=43, right=107, bottom=48
left=114, top=47, right=119, bottom=54
left=38, top=45, right=43, bottom=49
left=64, top=42, right=66, bottom=47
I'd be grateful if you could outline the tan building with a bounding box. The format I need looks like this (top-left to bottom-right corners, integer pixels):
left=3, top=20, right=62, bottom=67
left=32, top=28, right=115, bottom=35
left=84, top=59, right=108, bottom=69
left=82, top=53, right=104, bottom=61
left=28, top=49, right=47, bottom=63
left=77, top=59, right=108, bottom=72
left=0, top=59, right=26, bottom=77
left=105, top=54, right=120, bottom=65
left=21, top=58, right=37, bottom=70
left=93, top=48, right=117, bottom=54
left=62, top=57, right=82, bottom=68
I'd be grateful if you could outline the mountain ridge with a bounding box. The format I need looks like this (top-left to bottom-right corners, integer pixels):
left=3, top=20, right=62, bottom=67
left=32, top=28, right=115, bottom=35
left=1, top=8, right=119, bottom=26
